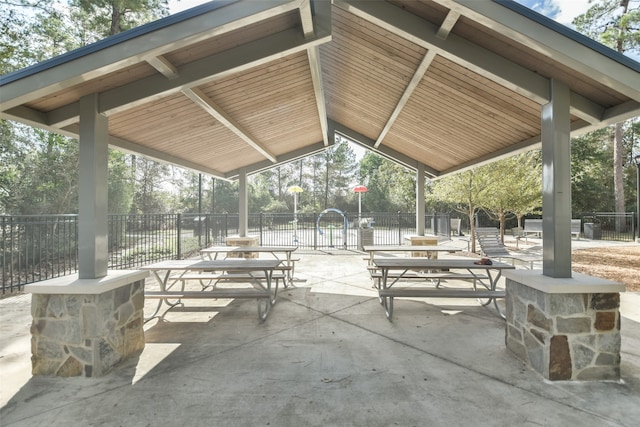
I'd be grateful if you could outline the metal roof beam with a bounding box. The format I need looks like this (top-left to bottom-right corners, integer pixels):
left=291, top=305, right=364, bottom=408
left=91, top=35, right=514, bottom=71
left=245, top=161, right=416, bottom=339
left=183, top=87, right=277, bottom=163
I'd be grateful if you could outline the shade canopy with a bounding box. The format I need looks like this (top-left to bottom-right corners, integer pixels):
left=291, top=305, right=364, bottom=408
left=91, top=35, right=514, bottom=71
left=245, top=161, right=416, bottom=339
left=353, top=185, right=368, bottom=193
left=288, top=185, right=304, bottom=193
left=1, top=0, right=638, bottom=181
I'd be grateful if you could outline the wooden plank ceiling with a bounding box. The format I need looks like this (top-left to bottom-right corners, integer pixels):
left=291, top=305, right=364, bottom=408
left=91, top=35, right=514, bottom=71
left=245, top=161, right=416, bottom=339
left=1, top=0, right=638, bottom=180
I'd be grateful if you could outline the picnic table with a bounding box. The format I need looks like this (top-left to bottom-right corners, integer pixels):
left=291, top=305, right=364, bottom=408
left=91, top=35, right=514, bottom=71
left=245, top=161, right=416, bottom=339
left=141, top=259, right=283, bottom=322
left=200, top=246, right=299, bottom=287
left=372, top=258, right=515, bottom=321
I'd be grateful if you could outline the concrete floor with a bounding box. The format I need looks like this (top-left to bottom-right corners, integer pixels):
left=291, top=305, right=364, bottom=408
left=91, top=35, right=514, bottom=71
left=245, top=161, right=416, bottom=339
left=1, top=245, right=640, bottom=427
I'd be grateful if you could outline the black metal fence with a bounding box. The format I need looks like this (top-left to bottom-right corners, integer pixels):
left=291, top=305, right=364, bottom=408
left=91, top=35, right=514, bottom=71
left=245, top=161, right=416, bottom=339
left=1, top=212, right=451, bottom=293
left=577, top=212, right=637, bottom=242
left=4, top=211, right=636, bottom=293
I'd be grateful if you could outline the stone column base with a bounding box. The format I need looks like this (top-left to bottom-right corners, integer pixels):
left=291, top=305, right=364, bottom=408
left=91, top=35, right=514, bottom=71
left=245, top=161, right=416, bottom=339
left=504, top=270, right=625, bottom=381
left=226, top=235, right=259, bottom=258
left=404, top=235, right=439, bottom=258
left=27, top=270, right=148, bottom=377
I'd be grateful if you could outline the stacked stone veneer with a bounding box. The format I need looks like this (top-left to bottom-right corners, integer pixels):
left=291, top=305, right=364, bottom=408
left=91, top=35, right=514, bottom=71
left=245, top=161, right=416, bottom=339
left=226, top=235, right=259, bottom=258
left=506, top=279, right=621, bottom=381
left=30, top=276, right=145, bottom=377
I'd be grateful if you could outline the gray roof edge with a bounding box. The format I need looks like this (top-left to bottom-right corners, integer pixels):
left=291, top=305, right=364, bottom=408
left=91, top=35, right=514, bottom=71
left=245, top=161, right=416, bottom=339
left=0, top=0, right=239, bottom=86
left=494, top=0, right=640, bottom=73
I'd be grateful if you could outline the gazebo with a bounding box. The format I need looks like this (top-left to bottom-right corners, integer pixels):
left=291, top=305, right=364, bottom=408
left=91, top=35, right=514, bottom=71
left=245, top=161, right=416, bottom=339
left=1, top=0, right=638, bottom=379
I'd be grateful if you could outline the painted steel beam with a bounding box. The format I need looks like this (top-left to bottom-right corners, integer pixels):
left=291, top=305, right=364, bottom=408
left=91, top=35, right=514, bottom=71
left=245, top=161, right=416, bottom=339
left=541, top=79, right=572, bottom=278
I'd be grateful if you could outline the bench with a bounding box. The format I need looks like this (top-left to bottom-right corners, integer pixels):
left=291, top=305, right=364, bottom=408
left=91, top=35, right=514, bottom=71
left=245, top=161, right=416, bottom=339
left=379, top=288, right=505, bottom=299
left=523, top=219, right=542, bottom=237
left=368, top=267, right=487, bottom=289
left=523, top=219, right=581, bottom=239
left=145, top=287, right=274, bottom=321
left=177, top=267, right=291, bottom=289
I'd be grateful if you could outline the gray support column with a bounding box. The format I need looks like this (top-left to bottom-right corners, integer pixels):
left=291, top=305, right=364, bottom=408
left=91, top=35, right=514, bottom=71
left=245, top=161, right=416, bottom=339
left=416, top=163, right=425, bottom=235
left=238, top=168, right=248, bottom=237
left=78, top=94, right=108, bottom=279
left=541, top=79, right=572, bottom=278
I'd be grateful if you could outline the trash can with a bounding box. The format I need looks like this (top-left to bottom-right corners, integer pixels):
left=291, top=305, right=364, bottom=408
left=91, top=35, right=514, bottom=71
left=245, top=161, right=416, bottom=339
left=584, top=223, right=601, bottom=240
left=358, top=227, right=374, bottom=250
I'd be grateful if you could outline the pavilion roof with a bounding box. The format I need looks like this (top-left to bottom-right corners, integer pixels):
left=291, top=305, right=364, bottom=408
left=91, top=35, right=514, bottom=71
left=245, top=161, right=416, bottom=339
left=1, top=0, right=638, bottom=180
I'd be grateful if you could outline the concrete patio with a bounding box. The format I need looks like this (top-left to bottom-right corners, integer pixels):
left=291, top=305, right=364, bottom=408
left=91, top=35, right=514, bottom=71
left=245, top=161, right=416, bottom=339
left=2, top=247, right=640, bottom=426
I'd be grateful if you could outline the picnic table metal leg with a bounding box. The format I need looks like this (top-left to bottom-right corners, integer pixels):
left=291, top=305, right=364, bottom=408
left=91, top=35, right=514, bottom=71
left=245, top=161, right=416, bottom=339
left=144, top=269, right=185, bottom=322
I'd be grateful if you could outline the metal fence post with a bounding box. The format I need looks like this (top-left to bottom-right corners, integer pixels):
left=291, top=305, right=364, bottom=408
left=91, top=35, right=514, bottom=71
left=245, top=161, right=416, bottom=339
left=397, top=211, right=402, bottom=245
left=260, top=212, right=263, bottom=245
left=176, top=213, right=182, bottom=260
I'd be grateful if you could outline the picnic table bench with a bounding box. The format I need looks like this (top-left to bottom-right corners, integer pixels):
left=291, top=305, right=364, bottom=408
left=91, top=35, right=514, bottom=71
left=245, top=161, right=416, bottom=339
left=373, top=258, right=515, bottom=321
left=141, top=259, right=283, bottom=322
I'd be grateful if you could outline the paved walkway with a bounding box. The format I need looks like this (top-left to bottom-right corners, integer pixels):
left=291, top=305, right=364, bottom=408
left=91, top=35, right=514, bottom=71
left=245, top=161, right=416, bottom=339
left=1, top=248, right=639, bottom=426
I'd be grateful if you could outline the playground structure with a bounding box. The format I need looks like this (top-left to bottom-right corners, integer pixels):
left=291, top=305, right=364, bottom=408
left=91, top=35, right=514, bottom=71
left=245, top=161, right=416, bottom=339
left=316, top=208, right=349, bottom=249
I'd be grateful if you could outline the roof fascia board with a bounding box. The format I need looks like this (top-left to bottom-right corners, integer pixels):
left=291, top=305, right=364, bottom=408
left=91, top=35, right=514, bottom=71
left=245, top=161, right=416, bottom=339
left=0, top=0, right=299, bottom=110
left=224, top=141, right=332, bottom=179
left=335, top=0, right=551, bottom=105
left=329, top=119, right=439, bottom=178
left=434, top=0, right=640, bottom=101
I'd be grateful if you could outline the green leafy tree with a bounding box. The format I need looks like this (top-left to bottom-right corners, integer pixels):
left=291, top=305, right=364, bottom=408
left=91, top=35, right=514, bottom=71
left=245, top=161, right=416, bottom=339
left=73, top=0, right=169, bottom=37
left=480, top=152, right=542, bottom=240
left=429, top=169, right=492, bottom=253
left=573, top=0, right=640, bottom=226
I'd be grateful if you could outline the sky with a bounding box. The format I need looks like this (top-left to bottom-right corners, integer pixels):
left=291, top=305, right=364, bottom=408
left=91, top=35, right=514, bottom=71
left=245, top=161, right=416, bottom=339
left=169, top=0, right=594, bottom=29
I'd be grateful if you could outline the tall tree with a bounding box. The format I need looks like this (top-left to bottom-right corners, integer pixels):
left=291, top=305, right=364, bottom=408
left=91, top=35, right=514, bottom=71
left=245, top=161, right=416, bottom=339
left=573, top=0, right=640, bottom=227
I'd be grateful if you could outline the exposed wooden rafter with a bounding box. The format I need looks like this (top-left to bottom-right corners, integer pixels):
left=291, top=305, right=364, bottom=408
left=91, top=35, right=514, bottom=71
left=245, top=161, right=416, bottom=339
left=183, top=87, right=277, bottom=163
